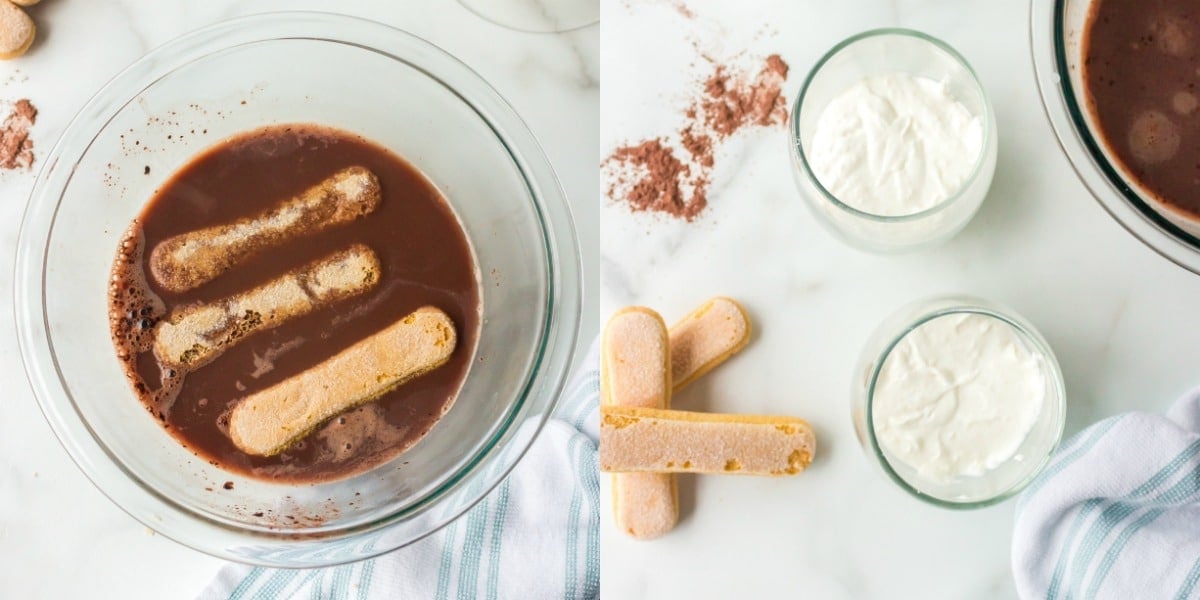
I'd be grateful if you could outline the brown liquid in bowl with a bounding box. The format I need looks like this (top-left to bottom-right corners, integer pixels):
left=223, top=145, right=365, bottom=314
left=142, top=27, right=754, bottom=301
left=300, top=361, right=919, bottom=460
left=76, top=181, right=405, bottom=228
left=1084, top=0, right=1200, bottom=218
left=107, top=124, right=480, bottom=484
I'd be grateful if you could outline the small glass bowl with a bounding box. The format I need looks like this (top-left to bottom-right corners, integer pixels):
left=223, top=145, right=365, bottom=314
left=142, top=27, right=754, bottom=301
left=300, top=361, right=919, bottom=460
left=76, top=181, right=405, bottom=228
left=851, top=296, right=1066, bottom=508
left=790, top=29, right=998, bottom=253
left=14, top=12, right=581, bottom=566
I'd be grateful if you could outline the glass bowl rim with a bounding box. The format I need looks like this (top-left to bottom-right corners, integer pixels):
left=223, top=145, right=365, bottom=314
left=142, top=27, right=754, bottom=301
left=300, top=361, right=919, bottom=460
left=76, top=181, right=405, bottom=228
left=790, top=27, right=996, bottom=223
left=13, top=10, right=582, bottom=566
left=1030, top=0, right=1200, bottom=275
left=863, top=296, right=1067, bottom=509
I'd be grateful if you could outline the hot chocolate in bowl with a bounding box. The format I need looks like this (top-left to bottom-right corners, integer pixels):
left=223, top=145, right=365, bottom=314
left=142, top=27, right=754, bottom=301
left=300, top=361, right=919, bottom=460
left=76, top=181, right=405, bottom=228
left=1034, top=0, right=1200, bottom=272
left=14, top=13, right=581, bottom=567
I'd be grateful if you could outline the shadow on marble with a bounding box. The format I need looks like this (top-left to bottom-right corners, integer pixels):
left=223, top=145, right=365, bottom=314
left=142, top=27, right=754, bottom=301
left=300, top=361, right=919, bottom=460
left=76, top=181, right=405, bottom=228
left=954, top=109, right=1040, bottom=245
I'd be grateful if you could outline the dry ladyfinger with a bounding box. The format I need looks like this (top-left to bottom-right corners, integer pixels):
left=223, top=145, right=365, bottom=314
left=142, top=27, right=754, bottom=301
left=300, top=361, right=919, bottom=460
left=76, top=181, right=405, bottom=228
left=669, top=296, right=751, bottom=391
left=602, top=299, right=752, bottom=539
left=602, top=306, right=678, bottom=540
left=229, top=306, right=456, bottom=457
left=599, top=405, right=816, bottom=476
left=0, top=2, right=35, bottom=60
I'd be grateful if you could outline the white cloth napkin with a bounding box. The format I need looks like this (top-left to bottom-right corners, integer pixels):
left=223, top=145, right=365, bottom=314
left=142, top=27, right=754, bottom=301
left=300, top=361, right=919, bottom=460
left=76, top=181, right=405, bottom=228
left=1012, top=387, right=1200, bottom=600
left=199, top=344, right=600, bottom=600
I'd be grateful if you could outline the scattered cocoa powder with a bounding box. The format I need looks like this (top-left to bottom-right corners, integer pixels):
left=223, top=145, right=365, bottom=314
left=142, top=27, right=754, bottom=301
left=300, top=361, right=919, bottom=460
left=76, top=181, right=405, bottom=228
left=0, top=98, right=36, bottom=170
left=605, top=54, right=789, bottom=222
left=672, top=1, right=695, bottom=19
left=680, top=127, right=713, bottom=168
left=607, top=139, right=708, bottom=221
left=699, top=56, right=789, bottom=137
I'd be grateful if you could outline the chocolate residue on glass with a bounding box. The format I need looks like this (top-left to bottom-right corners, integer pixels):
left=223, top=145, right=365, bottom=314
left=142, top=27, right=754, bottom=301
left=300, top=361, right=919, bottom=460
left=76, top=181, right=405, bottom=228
left=107, top=124, right=480, bottom=484
left=0, top=98, right=36, bottom=170
left=604, top=54, right=789, bottom=222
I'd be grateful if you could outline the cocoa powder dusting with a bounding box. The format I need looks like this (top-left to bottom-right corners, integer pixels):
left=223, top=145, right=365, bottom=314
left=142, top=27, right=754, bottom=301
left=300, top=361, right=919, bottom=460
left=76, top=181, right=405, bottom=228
left=680, top=128, right=714, bottom=168
left=0, top=98, right=36, bottom=170
left=699, top=56, right=789, bottom=138
left=608, top=139, right=707, bottom=221
left=605, top=55, right=789, bottom=222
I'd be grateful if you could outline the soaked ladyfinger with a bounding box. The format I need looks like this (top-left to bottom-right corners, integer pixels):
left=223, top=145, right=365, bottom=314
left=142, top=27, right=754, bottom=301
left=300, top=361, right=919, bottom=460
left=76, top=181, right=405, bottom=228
left=599, top=405, right=816, bottom=476
left=229, top=306, right=456, bottom=457
left=149, top=166, right=381, bottom=293
left=602, top=307, right=677, bottom=540
left=154, top=244, right=380, bottom=371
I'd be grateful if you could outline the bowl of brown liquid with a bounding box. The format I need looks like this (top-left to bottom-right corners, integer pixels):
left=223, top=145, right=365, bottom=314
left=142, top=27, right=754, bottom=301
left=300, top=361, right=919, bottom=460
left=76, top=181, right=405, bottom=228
left=1033, top=0, right=1200, bottom=273
left=14, top=12, right=581, bottom=566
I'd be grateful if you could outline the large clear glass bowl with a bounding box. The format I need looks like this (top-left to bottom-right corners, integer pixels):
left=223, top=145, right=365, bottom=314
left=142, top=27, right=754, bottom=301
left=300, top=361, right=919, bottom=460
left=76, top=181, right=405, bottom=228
left=1032, top=0, right=1200, bottom=273
left=13, top=12, right=581, bottom=567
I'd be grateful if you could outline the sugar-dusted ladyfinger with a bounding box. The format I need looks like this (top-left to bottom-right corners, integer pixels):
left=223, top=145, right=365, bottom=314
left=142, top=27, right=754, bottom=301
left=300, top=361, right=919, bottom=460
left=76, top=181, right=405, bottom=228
left=599, top=405, right=816, bottom=476
left=0, top=2, right=34, bottom=60
left=602, top=306, right=678, bottom=540
left=669, top=296, right=751, bottom=391
left=228, top=306, right=456, bottom=457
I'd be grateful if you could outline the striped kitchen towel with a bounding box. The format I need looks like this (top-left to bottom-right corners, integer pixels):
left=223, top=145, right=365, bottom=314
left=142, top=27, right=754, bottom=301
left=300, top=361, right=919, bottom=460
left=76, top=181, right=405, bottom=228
left=1012, top=387, right=1200, bottom=600
left=199, top=342, right=600, bottom=600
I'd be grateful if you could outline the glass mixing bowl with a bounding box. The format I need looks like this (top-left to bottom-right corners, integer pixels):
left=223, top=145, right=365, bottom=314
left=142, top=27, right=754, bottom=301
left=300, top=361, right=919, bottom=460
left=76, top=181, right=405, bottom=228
left=1032, top=0, right=1200, bottom=273
left=14, top=12, right=581, bottom=567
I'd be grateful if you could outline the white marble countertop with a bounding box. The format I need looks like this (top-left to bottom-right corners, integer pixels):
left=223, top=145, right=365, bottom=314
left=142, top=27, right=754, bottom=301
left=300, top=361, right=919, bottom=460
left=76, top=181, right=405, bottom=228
left=601, top=0, right=1200, bottom=598
left=0, top=2, right=596, bottom=598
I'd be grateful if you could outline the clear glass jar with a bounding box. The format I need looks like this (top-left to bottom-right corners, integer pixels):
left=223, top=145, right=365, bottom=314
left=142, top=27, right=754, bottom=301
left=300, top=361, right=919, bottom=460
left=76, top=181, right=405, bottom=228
left=851, top=295, right=1066, bottom=508
left=791, top=29, right=998, bottom=253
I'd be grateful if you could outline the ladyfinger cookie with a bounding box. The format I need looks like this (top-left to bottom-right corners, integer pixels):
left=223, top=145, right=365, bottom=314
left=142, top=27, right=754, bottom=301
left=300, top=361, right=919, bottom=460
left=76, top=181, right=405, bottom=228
left=601, top=307, right=678, bottom=540
left=154, top=244, right=380, bottom=371
left=0, top=3, right=34, bottom=60
left=229, top=306, right=456, bottom=457
left=149, top=165, right=381, bottom=293
left=669, top=296, right=751, bottom=392
left=599, top=405, right=816, bottom=476
left=602, top=307, right=671, bottom=409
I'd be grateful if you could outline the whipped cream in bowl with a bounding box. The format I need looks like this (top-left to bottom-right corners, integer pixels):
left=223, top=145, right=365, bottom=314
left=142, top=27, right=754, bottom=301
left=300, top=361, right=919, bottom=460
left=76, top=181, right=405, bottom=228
left=852, top=296, right=1066, bottom=508
left=791, top=29, right=998, bottom=252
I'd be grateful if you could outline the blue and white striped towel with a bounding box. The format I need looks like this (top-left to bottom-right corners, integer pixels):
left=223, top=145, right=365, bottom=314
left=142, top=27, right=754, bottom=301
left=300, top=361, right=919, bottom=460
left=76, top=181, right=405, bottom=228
left=1013, top=387, right=1200, bottom=600
left=199, top=343, right=600, bottom=600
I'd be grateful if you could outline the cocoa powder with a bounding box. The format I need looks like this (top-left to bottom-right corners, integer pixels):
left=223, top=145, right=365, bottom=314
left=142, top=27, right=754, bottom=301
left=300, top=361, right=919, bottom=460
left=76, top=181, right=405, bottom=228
left=605, top=54, right=789, bottom=222
left=607, top=139, right=708, bottom=221
left=0, top=98, right=36, bottom=170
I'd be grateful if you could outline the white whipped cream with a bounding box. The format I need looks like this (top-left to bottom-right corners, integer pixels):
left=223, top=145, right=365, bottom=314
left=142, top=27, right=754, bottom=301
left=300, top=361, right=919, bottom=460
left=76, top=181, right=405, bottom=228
left=872, top=313, right=1047, bottom=483
left=809, top=74, right=983, bottom=216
